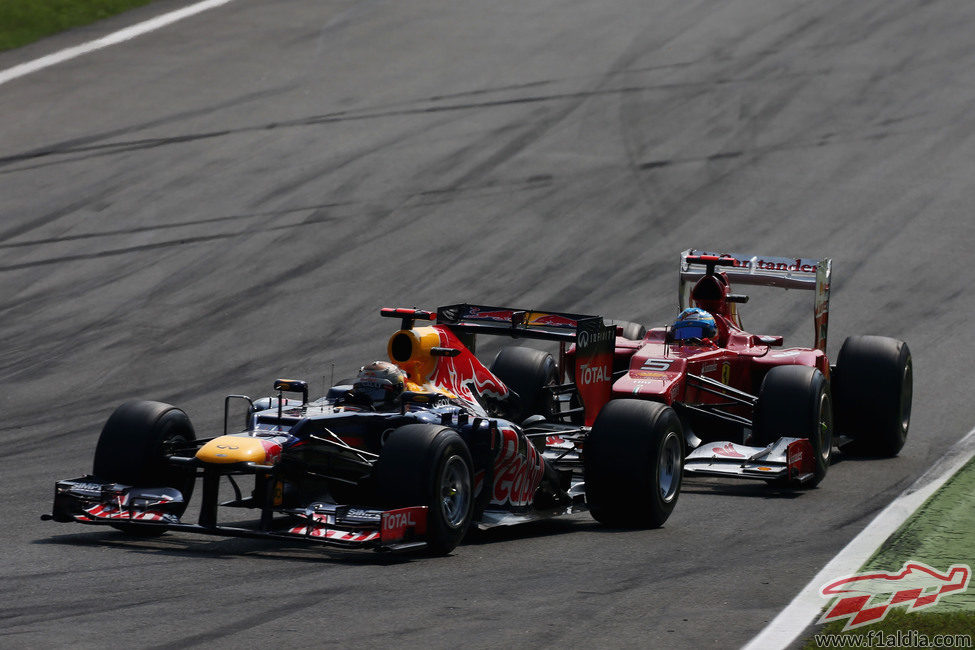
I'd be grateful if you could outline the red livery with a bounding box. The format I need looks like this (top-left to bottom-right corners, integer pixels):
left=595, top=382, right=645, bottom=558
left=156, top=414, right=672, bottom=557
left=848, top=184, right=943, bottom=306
left=570, top=249, right=913, bottom=487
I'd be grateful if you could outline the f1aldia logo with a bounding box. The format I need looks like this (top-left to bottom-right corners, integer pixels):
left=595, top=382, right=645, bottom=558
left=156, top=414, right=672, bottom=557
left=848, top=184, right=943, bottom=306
left=818, top=561, right=971, bottom=630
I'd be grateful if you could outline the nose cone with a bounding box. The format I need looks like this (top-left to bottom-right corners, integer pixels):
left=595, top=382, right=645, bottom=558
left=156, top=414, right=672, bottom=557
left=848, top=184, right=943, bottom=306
left=196, top=435, right=280, bottom=465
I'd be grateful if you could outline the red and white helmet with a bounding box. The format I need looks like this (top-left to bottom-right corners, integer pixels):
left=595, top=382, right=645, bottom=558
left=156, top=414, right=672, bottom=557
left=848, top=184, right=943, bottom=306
left=352, top=361, right=407, bottom=407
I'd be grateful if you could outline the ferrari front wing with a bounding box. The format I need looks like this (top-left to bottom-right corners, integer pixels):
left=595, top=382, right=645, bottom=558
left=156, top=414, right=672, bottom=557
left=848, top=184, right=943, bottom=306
left=683, top=438, right=816, bottom=484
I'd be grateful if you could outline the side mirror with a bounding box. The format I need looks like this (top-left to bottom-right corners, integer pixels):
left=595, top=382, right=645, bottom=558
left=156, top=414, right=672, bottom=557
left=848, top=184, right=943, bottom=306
left=274, top=379, right=309, bottom=400
left=430, top=347, right=461, bottom=357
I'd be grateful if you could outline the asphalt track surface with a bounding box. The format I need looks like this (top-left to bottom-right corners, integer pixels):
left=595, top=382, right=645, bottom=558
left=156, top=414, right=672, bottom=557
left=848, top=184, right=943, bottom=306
left=2, top=0, right=974, bottom=647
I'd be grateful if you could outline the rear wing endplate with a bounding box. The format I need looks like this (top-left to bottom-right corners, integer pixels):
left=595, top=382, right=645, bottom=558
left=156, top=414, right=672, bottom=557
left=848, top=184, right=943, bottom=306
left=678, top=250, right=832, bottom=352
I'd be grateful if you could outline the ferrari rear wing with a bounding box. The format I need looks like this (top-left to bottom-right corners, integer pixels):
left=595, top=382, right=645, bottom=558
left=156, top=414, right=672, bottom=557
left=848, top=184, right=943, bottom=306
left=678, top=250, right=832, bottom=352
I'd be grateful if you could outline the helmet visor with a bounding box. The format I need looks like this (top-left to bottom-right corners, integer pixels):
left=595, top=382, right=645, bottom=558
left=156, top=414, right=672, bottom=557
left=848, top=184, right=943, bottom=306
left=674, top=325, right=708, bottom=339
left=354, top=379, right=395, bottom=403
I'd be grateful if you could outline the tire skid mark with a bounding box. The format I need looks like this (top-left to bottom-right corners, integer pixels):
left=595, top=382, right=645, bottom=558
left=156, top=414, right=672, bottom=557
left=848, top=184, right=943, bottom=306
left=0, top=202, right=351, bottom=250
left=160, top=224, right=376, bottom=328
left=1, top=593, right=184, bottom=628
left=634, top=122, right=930, bottom=171
left=145, top=587, right=349, bottom=650
left=0, top=182, right=123, bottom=243
left=3, top=557, right=179, bottom=585
left=0, top=74, right=837, bottom=175
left=421, top=16, right=685, bottom=196
left=250, top=108, right=472, bottom=206
left=0, top=84, right=295, bottom=168
left=0, top=214, right=341, bottom=273
left=614, top=0, right=920, bottom=235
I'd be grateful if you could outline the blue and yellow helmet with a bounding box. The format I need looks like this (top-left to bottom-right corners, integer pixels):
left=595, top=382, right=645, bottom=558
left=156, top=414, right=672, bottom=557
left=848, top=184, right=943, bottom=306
left=672, top=308, right=717, bottom=341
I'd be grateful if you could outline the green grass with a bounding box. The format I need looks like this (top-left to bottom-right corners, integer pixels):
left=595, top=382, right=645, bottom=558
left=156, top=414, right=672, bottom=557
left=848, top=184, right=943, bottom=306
left=0, top=0, right=154, bottom=52
left=803, top=610, right=975, bottom=648
left=802, top=458, right=975, bottom=648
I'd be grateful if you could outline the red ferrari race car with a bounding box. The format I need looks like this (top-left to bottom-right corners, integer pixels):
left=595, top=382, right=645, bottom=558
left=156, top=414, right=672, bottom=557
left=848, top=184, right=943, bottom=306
left=569, top=249, right=913, bottom=488
left=44, top=305, right=680, bottom=555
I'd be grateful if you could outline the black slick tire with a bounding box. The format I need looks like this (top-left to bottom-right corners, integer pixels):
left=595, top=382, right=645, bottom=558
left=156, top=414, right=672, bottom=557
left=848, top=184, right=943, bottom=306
left=753, top=366, right=832, bottom=488
left=584, top=399, right=683, bottom=528
left=376, top=424, right=474, bottom=555
left=607, top=319, right=647, bottom=341
left=92, top=400, right=197, bottom=536
left=833, top=336, right=913, bottom=457
left=490, top=346, right=557, bottom=422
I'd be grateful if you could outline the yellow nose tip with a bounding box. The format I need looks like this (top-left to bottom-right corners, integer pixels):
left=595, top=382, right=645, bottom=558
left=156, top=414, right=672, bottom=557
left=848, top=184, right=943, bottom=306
left=196, top=435, right=275, bottom=464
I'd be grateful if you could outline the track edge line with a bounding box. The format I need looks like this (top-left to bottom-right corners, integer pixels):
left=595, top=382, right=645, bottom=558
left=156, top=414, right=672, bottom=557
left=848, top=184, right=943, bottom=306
left=741, top=426, right=975, bottom=650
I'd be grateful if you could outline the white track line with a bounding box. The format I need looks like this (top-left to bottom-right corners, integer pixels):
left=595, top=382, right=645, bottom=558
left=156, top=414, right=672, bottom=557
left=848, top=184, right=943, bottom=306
left=743, top=426, right=975, bottom=650
left=0, top=0, right=238, bottom=87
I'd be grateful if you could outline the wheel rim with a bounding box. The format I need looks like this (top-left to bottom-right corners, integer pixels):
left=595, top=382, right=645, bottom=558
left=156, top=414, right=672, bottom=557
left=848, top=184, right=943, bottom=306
left=818, top=392, right=833, bottom=464
left=439, top=454, right=471, bottom=529
left=658, top=432, right=682, bottom=503
left=900, top=358, right=913, bottom=433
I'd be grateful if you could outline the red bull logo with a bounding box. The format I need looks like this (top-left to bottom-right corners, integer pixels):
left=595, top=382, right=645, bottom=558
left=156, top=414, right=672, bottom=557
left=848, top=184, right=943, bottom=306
left=465, top=309, right=578, bottom=328
left=428, top=326, right=509, bottom=417
left=467, top=308, right=514, bottom=322
left=818, top=561, right=971, bottom=630
left=529, top=313, right=578, bottom=328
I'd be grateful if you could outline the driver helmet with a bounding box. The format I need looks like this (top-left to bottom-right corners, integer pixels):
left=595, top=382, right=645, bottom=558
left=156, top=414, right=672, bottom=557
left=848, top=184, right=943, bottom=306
left=672, top=308, right=717, bottom=341
left=351, top=361, right=407, bottom=407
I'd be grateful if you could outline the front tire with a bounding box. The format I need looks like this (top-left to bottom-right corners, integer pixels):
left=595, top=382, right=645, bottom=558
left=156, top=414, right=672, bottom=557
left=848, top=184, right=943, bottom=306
left=833, top=336, right=913, bottom=457
left=376, top=424, right=474, bottom=555
left=753, top=366, right=832, bottom=488
left=584, top=399, right=683, bottom=528
left=92, top=400, right=197, bottom=535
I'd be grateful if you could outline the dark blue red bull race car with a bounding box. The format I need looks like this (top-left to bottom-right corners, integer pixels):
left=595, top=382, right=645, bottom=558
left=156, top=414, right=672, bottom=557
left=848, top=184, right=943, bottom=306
left=44, top=305, right=683, bottom=555
left=568, top=249, right=913, bottom=488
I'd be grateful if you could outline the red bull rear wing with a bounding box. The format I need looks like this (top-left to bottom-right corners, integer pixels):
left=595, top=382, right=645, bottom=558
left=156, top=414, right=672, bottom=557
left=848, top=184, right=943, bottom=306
left=385, top=304, right=614, bottom=425
left=434, top=304, right=598, bottom=338
left=678, top=249, right=832, bottom=352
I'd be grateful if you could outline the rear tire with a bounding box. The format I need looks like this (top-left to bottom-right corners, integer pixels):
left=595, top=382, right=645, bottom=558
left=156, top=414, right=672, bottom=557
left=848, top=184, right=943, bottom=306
left=376, top=424, right=474, bottom=555
left=833, top=336, right=912, bottom=457
left=92, top=400, right=197, bottom=536
left=607, top=319, right=646, bottom=341
left=490, top=346, right=557, bottom=422
left=753, top=366, right=832, bottom=488
left=584, top=399, right=683, bottom=528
